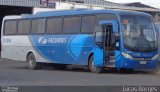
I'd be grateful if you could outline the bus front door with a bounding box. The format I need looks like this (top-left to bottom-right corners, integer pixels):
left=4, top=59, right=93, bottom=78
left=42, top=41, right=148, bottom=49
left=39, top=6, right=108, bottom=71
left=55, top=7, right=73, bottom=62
left=102, top=20, right=120, bottom=67
left=94, top=20, right=120, bottom=68
left=103, top=24, right=115, bottom=67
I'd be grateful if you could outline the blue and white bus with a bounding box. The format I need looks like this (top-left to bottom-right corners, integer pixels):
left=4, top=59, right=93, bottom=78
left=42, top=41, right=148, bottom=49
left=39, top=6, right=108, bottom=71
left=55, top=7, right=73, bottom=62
left=1, top=9, right=158, bottom=73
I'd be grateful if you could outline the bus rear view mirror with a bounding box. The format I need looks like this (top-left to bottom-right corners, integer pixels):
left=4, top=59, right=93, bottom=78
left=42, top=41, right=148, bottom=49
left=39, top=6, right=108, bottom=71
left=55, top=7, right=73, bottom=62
left=94, top=31, right=103, bottom=48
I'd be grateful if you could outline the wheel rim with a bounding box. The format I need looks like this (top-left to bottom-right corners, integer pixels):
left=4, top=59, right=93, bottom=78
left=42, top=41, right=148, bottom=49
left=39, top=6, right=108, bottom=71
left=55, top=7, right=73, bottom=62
left=91, top=60, right=98, bottom=71
left=29, top=58, right=34, bottom=66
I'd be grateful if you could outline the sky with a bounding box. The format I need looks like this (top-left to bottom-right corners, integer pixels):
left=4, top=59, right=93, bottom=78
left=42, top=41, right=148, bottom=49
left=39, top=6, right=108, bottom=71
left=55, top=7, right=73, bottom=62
left=106, top=0, right=160, bottom=9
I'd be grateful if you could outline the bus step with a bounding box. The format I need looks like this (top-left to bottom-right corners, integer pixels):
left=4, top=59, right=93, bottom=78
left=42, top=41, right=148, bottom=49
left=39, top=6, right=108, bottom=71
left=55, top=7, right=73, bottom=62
left=110, top=56, right=114, bottom=62
left=107, top=61, right=115, bottom=67
left=105, top=64, right=115, bottom=68
left=109, top=51, right=114, bottom=56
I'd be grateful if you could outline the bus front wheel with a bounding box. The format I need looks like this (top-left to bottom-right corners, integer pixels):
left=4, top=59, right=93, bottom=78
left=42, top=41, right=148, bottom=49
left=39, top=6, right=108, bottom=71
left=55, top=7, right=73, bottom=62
left=89, top=56, right=103, bottom=73
left=27, top=53, right=41, bottom=70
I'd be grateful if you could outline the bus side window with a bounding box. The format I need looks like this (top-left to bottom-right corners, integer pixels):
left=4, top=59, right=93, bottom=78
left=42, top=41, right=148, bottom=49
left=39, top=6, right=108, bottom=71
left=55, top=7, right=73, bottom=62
left=46, top=17, right=62, bottom=34
left=4, top=20, right=17, bottom=35
left=63, top=16, right=81, bottom=34
left=18, top=19, right=31, bottom=34
left=31, top=18, right=46, bottom=34
left=81, top=15, right=96, bottom=34
left=96, top=14, right=117, bottom=25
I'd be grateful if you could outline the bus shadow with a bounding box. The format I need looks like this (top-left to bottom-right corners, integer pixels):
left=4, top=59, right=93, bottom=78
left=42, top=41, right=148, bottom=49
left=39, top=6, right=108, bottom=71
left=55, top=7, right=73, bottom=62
left=52, top=67, right=159, bottom=75
left=12, top=66, right=29, bottom=70
left=13, top=65, right=159, bottom=75
left=103, top=69, right=156, bottom=75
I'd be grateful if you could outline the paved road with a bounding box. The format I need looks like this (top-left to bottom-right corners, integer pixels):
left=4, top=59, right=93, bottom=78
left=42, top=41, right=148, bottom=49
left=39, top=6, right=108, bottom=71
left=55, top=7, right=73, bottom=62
left=0, top=58, right=160, bottom=86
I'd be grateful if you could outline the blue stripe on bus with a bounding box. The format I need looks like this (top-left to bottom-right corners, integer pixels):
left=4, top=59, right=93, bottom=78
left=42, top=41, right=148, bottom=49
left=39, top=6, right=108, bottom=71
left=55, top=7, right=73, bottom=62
left=67, top=35, right=88, bottom=60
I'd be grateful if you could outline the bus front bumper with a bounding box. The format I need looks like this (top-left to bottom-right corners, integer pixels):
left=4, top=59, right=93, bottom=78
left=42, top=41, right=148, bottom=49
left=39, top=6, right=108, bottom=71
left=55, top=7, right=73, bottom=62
left=115, top=57, right=158, bottom=69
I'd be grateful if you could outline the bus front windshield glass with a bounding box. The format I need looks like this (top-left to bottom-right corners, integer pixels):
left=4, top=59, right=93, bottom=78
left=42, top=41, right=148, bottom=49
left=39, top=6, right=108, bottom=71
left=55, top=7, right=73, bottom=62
left=121, top=15, right=157, bottom=52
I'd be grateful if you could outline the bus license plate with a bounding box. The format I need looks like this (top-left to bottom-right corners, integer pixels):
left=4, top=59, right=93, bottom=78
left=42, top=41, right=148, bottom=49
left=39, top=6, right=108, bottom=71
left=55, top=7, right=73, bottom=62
left=140, top=61, right=147, bottom=64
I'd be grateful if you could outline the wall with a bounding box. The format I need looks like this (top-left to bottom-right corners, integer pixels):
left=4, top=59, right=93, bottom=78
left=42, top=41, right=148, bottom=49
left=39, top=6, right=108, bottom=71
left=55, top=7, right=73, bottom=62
left=155, top=22, right=160, bottom=62
left=33, top=2, right=104, bottom=14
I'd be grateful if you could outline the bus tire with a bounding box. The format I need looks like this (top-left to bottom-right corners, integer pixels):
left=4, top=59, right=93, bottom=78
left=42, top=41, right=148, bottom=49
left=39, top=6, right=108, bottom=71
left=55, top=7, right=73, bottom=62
left=53, top=64, right=67, bottom=70
left=27, top=53, right=41, bottom=70
left=89, top=56, right=103, bottom=73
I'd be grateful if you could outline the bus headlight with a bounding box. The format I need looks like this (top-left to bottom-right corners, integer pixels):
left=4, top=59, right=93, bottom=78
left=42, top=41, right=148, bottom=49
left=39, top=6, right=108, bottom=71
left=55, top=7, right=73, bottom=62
left=152, top=54, right=158, bottom=60
left=122, top=52, right=133, bottom=59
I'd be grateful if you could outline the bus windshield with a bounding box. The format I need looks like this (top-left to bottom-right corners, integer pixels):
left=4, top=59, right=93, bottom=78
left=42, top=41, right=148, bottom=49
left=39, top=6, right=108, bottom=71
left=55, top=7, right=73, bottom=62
left=121, top=15, right=158, bottom=52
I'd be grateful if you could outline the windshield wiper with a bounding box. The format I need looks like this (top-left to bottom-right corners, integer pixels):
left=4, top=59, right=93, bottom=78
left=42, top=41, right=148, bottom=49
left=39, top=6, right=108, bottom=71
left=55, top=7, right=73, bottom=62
left=140, top=28, right=152, bottom=50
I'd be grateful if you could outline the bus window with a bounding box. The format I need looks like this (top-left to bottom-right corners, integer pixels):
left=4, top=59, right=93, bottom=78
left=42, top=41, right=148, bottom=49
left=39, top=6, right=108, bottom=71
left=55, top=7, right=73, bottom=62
left=4, top=20, right=17, bottom=35
left=31, top=18, right=46, bottom=34
left=18, top=19, right=31, bottom=34
left=63, top=16, right=80, bottom=33
left=46, top=17, right=62, bottom=34
left=96, top=14, right=117, bottom=24
left=81, top=15, right=96, bottom=33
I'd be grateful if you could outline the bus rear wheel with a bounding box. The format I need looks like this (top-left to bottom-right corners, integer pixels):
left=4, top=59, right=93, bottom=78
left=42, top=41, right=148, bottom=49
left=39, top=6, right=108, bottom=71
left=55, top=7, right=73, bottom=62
left=27, top=53, right=41, bottom=70
left=89, top=56, right=103, bottom=73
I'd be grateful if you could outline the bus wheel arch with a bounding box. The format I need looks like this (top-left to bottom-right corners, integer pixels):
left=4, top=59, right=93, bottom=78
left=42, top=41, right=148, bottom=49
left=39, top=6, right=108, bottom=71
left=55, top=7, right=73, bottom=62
left=26, top=51, right=35, bottom=61
left=88, top=52, right=93, bottom=65
left=26, top=51, right=41, bottom=70
left=88, top=52, right=103, bottom=73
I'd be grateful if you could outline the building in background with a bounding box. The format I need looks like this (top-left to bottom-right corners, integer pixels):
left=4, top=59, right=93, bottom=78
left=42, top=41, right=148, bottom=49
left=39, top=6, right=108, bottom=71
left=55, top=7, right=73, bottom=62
left=124, top=2, right=160, bottom=22
left=0, top=0, right=159, bottom=32
left=0, top=0, right=159, bottom=19
left=0, top=0, right=159, bottom=16
left=0, top=0, right=159, bottom=30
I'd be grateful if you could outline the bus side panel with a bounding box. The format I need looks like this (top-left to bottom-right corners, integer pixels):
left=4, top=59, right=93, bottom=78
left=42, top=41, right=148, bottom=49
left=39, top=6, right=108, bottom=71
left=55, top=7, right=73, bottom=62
left=1, top=36, right=32, bottom=61
left=66, top=35, right=94, bottom=65
left=29, top=34, right=94, bottom=65
left=80, top=38, right=94, bottom=65
left=40, top=46, right=66, bottom=64
left=29, top=35, right=66, bottom=64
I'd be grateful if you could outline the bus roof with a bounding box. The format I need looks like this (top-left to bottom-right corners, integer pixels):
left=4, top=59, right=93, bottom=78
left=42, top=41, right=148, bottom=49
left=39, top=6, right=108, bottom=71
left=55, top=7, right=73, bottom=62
left=3, top=15, right=21, bottom=20
left=4, top=9, right=151, bottom=20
